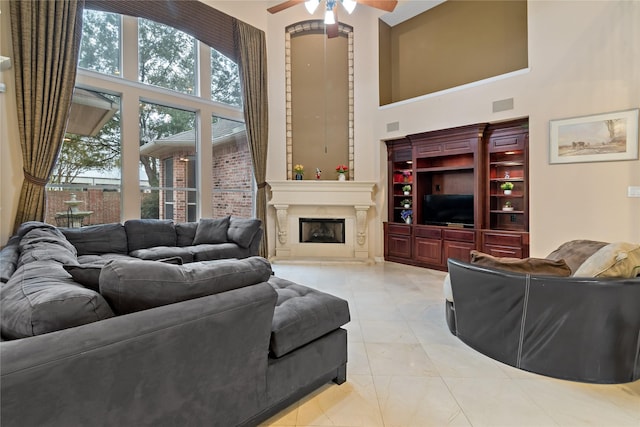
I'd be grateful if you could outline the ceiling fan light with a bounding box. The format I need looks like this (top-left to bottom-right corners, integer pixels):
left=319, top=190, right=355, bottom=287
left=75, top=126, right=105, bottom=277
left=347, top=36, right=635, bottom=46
left=324, top=8, right=336, bottom=24
left=342, top=0, right=357, bottom=14
left=305, top=0, right=320, bottom=14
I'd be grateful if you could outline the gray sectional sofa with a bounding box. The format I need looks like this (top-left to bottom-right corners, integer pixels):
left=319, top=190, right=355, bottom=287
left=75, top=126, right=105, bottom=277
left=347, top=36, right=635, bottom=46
left=0, top=219, right=350, bottom=426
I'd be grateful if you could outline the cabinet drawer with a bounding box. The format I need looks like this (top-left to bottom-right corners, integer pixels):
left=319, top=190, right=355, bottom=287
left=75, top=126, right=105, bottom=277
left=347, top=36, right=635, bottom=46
left=415, top=227, right=441, bottom=239
left=387, top=223, right=412, bottom=236
left=483, top=245, right=523, bottom=258
left=483, top=231, right=522, bottom=247
left=414, top=237, right=442, bottom=265
left=443, top=228, right=475, bottom=243
left=489, top=135, right=525, bottom=152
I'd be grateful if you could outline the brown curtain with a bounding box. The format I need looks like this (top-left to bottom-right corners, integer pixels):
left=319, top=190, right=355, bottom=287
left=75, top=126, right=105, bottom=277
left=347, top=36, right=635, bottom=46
left=10, top=0, right=85, bottom=230
left=233, top=20, right=269, bottom=258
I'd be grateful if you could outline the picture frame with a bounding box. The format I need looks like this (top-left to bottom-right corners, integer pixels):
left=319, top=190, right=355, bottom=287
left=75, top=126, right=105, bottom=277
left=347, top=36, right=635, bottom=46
left=549, top=108, right=639, bottom=164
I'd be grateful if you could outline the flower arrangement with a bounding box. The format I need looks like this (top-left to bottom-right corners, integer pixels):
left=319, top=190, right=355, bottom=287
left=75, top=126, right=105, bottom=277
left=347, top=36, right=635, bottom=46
left=401, top=199, right=412, bottom=208
left=402, top=184, right=411, bottom=193
left=294, top=164, right=304, bottom=174
left=400, top=209, right=413, bottom=222
left=336, top=164, right=348, bottom=174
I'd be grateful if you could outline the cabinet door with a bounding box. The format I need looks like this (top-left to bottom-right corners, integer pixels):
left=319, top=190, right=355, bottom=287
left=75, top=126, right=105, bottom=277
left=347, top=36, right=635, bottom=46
left=443, top=240, right=475, bottom=263
left=388, top=234, right=412, bottom=259
left=414, top=237, right=442, bottom=265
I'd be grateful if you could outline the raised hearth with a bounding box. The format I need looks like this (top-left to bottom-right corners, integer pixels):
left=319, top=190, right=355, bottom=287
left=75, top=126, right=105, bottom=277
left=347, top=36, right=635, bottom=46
left=268, top=181, right=376, bottom=261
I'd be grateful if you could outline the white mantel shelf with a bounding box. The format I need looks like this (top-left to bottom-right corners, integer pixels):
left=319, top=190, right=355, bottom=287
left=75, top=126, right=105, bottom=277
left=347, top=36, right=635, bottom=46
left=267, top=180, right=377, bottom=262
left=268, top=180, right=376, bottom=206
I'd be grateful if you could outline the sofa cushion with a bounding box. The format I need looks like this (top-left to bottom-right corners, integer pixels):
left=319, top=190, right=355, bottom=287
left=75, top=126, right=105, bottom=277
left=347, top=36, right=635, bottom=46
left=61, top=223, right=128, bottom=256
left=193, top=217, right=230, bottom=245
left=470, top=250, right=572, bottom=276
left=17, top=228, right=78, bottom=267
left=99, top=256, right=273, bottom=314
left=573, top=242, right=640, bottom=278
left=63, top=264, right=103, bottom=292
left=268, top=276, right=350, bottom=358
left=77, top=253, right=137, bottom=266
left=176, top=222, right=198, bottom=246
left=0, top=262, right=114, bottom=339
left=545, top=239, right=609, bottom=274
left=66, top=256, right=184, bottom=291
left=129, top=246, right=195, bottom=263
left=0, top=236, right=21, bottom=283
left=189, top=243, right=249, bottom=262
left=124, top=219, right=176, bottom=252
left=227, top=217, right=262, bottom=249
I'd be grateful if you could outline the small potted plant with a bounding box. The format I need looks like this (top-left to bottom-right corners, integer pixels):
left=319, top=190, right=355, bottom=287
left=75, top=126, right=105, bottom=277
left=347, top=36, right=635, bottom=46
left=502, top=201, right=514, bottom=211
left=293, top=164, right=304, bottom=180
left=400, top=209, right=413, bottom=224
left=336, top=164, right=348, bottom=181
left=402, top=184, right=411, bottom=195
left=401, top=199, right=412, bottom=209
left=501, top=182, right=514, bottom=195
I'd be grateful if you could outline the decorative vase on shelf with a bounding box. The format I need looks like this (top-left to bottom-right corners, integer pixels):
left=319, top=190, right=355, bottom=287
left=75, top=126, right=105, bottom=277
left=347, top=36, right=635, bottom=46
left=403, top=191, right=410, bottom=195
left=404, top=204, right=410, bottom=209
left=295, top=173, right=303, bottom=180
left=338, top=173, right=346, bottom=181
left=405, top=217, right=412, bottom=224
left=503, top=189, right=512, bottom=195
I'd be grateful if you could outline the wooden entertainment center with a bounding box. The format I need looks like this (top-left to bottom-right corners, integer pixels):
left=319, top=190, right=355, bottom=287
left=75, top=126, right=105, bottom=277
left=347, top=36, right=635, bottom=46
left=383, top=118, right=529, bottom=270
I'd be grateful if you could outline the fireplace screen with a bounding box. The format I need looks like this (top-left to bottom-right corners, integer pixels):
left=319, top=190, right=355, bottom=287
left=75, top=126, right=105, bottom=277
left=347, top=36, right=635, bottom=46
left=299, top=218, right=345, bottom=244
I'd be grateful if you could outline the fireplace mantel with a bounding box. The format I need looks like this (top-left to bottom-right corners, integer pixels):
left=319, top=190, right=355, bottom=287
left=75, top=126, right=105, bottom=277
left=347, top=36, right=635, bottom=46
left=268, top=181, right=376, bottom=261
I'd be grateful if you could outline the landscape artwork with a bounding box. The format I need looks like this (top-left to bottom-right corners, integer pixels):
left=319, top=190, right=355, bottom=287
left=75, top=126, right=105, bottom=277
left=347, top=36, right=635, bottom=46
left=549, top=109, right=639, bottom=164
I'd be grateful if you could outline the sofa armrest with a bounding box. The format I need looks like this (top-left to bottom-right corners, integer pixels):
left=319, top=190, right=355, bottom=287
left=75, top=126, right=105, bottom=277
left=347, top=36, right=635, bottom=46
left=1, top=282, right=277, bottom=427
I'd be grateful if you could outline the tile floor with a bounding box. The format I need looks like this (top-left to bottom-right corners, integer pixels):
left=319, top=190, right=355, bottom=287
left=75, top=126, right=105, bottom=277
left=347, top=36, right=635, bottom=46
left=261, top=261, right=640, bottom=427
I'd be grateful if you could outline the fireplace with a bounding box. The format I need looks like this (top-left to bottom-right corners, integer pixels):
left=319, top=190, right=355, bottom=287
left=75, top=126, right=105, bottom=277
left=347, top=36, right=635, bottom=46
left=299, top=218, right=345, bottom=244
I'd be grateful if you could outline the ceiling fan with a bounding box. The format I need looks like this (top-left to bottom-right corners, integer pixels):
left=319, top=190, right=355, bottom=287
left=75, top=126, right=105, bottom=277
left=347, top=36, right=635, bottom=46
left=268, top=0, right=398, bottom=38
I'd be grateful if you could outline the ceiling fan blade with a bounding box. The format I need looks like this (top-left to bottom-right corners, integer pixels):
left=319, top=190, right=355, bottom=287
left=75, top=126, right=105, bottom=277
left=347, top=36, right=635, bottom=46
left=358, top=0, right=398, bottom=12
left=267, top=0, right=305, bottom=14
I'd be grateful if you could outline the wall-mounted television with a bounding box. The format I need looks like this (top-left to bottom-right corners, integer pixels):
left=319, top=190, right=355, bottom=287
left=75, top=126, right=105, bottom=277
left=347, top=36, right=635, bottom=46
left=423, top=194, right=474, bottom=228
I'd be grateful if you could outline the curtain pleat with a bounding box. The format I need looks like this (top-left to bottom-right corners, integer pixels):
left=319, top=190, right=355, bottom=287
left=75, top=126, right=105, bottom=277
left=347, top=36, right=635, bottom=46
left=10, top=0, right=84, bottom=231
left=233, top=20, right=269, bottom=258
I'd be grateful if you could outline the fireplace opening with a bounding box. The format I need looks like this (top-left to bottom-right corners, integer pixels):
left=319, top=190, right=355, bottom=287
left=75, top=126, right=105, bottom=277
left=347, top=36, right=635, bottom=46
left=299, top=218, right=345, bottom=244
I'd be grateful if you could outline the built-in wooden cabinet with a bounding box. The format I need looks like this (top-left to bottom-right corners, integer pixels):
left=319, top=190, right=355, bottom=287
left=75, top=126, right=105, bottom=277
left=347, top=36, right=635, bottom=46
left=384, top=119, right=529, bottom=271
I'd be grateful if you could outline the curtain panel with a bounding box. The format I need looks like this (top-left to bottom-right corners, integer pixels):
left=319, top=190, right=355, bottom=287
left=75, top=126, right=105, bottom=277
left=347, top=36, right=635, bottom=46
left=10, top=0, right=85, bottom=230
left=233, top=20, right=270, bottom=259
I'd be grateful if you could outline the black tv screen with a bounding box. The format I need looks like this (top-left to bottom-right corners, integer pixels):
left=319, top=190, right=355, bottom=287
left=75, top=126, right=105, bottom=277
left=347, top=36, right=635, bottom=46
left=423, top=194, right=474, bottom=227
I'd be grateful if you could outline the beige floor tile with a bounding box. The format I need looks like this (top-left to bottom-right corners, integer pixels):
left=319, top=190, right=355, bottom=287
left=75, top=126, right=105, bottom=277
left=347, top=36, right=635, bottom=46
left=423, top=342, right=510, bottom=379
left=294, top=375, right=384, bottom=427
left=359, top=319, right=419, bottom=344
left=374, top=375, right=471, bottom=427
left=365, top=342, right=439, bottom=377
left=443, top=377, right=559, bottom=426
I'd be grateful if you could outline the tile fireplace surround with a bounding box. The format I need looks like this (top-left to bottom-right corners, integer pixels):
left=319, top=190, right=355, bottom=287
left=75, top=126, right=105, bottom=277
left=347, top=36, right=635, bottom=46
left=268, top=181, right=376, bottom=262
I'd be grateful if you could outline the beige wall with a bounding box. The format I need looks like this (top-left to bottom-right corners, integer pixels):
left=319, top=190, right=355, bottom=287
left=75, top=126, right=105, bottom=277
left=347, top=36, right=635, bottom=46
left=2, top=1, right=639, bottom=260
left=291, top=32, right=349, bottom=179
left=0, top=0, right=22, bottom=244
left=381, top=0, right=528, bottom=104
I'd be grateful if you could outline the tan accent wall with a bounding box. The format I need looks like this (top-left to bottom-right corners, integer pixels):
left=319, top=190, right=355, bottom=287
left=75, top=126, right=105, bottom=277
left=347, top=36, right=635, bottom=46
left=381, top=0, right=528, bottom=104
left=378, top=20, right=392, bottom=106
left=291, top=33, right=349, bottom=180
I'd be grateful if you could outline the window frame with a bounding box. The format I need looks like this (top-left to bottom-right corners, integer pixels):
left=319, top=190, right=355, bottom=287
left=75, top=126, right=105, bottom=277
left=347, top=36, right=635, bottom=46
left=71, top=11, right=247, bottom=222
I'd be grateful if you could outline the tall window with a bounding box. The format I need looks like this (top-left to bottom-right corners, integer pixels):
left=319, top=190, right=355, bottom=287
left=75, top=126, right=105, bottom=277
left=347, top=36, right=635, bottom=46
left=48, top=9, right=250, bottom=226
left=139, top=19, right=197, bottom=95
left=46, top=91, right=121, bottom=227
left=211, top=48, right=241, bottom=107
left=78, top=10, right=121, bottom=76
left=139, top=102, right=196, bottom=221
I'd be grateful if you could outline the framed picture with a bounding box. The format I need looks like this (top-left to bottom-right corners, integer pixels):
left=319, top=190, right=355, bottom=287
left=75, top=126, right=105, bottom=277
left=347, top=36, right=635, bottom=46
left=549, top=108, right=639, bottom=164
